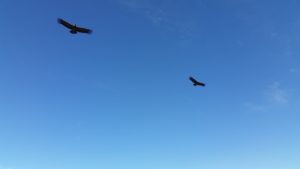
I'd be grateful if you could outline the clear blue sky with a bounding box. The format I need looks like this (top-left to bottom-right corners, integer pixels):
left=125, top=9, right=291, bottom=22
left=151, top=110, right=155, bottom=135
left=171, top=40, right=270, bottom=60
left=1, top=0, right=300, bottom=169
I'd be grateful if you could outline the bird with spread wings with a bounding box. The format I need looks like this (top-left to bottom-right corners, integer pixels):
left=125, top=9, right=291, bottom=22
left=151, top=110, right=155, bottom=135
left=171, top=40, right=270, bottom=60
left=189, top=77, right=206, bottom=87
left=58, top=18, right=92, bottom=34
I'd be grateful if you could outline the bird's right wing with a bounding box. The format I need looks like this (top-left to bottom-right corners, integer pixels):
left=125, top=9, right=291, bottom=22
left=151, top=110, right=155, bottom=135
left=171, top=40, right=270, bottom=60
left=198, top=82, right=206, bottom=86
left=189, top=77, right=198, bottom=83
left=57, top=18, right=74, bottom=29
left=76, top=26, right=92, bottom=34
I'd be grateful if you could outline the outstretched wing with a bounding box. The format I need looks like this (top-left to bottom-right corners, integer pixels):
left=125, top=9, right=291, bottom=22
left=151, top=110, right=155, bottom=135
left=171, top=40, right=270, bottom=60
left=189, top=76, right=205, bottom=86
left=75, top=26, right=92, bottom=34
left=196, top=81, right=205, bottom=86
left=57, top=18, right=75, bottom=29
left=189, top=77, right=198, bottom=83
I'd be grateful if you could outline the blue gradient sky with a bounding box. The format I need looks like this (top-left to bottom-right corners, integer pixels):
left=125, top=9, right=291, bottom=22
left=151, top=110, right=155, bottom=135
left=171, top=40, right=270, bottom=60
left=1, top=0, right=300, bottom=169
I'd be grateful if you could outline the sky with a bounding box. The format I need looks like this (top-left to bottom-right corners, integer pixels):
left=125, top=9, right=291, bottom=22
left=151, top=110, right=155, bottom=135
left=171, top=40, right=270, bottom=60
left=0, top=0, right=300, bottom=169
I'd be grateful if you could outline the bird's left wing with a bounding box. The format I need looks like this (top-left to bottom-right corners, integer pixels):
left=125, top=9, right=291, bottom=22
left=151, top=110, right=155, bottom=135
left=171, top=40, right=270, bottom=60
left=76, top=26, right=92, bottom=34
left=57, top=18, right=74, bottom=29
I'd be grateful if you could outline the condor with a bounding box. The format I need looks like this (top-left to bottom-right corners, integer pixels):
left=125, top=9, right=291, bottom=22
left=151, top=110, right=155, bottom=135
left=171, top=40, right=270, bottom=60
left=58, top=18, right=92, bottom=34
left=189, top=77, right=205, bottom=87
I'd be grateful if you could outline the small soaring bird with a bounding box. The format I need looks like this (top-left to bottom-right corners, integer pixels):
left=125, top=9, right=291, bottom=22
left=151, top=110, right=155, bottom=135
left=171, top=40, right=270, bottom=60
left=189, top=76, right=205, bottom=87
left=57, top=18, right=92, bottom=34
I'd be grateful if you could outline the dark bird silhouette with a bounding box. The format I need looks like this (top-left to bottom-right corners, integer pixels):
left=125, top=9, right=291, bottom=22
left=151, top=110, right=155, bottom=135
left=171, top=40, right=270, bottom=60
left=57, top=18, right=92, bottom=34
left=189, top=77, right=205, bottom=87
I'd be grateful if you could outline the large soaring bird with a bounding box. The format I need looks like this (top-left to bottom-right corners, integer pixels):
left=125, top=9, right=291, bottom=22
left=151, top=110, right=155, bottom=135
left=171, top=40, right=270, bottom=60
left=57, top=18, right=92, bottom=34
left=189, top=77, right=205, bottom=87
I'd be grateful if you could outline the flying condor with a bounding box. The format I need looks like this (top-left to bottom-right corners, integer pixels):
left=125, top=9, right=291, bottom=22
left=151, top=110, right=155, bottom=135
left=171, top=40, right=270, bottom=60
left=189, top=77, right=205, bottom=87
left=58, top=18, right=92, bottom=34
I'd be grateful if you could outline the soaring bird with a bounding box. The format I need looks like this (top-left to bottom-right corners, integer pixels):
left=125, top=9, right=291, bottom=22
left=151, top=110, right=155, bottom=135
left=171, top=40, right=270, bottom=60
left=189, top=76, right=205, bottom=87
left=57, top=18, right=92, bottom=34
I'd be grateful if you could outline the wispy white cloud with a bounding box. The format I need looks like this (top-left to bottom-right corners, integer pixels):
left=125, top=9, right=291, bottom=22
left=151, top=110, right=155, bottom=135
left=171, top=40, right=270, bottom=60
left=117, top=0, right=197, bottom=40
left=245, top=82, right=289, bottom=112
left=0, top=167, right=12, bottom=169
left=118, top=0, right=168, bottom=25
left=245, top=102, right=267, bottom=112
left=265, top=82, right=288, bottom=105
left=290, top=68, right=300, bottom=75
left=119, top=0, right=141, bottom=9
